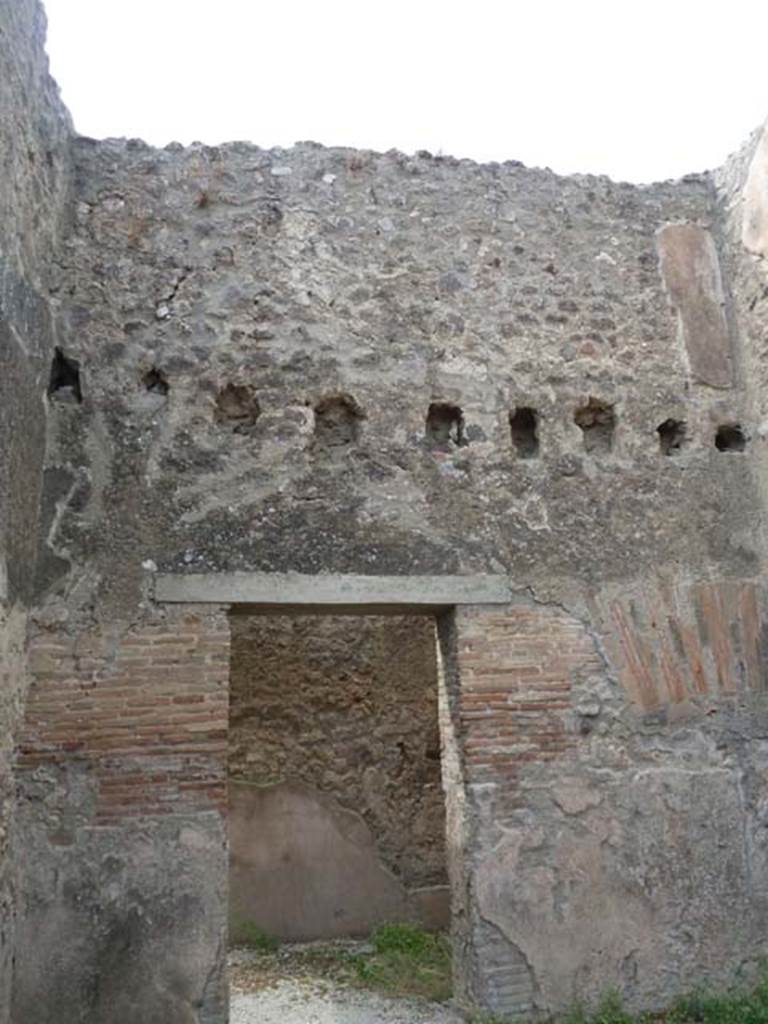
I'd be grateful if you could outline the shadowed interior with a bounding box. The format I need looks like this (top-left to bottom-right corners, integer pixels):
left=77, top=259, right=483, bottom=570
left=227, top=613, right=449, bottom=941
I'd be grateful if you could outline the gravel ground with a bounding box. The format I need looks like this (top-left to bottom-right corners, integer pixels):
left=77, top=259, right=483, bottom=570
left=230, top=982, right=467, bottom=1024
left=228, top=944, right=467, bottom=1024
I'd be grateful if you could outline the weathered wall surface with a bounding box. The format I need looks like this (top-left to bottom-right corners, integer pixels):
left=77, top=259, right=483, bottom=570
left=716, top=121, right=768, bottom=578
left=0, top=0, right=71, bottom=1017
left=452, top=589, right=768, bottom=1017
left=0, top=607, right=28, bottom=1016
left=23, top=129, right=768, bottom=1020
left=4, top=15, right=767, bottom=1016
left=229, top=779, right=448, bottom=941
left=44, top=139, right=758, bottom=601
left=228, top=613, right=447, bottom=938
left=13, top=605, right=230, bottom=1023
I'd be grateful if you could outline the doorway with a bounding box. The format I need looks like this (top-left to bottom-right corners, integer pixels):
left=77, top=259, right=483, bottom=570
left=153, top=571, right=512, bottom=1019
left=227, top=611, right=450, bottom=942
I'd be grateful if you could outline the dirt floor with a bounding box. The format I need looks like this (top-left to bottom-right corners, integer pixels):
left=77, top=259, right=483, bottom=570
left=228, top=943, right=466, bottom=1024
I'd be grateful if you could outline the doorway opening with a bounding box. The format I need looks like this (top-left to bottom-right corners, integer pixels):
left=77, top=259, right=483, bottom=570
left=227, top=611, right=451, bottom=944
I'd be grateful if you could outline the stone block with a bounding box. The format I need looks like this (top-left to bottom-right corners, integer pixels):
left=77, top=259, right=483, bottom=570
left=657, top=223, right=733, bottom=388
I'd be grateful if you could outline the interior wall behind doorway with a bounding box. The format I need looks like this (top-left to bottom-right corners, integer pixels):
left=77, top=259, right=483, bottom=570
left=228, top=613, right=449, bottom=941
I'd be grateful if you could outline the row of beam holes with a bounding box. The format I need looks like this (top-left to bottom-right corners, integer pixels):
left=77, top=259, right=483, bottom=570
left=46, top=352, right=264, bottom=436
left=427, top=399, right=747, bottom=457
left=45, top=353, right=749, bottom=456
left=143, top=374, right=263, bottom=434
left=655, top=419, right=746, bottom=454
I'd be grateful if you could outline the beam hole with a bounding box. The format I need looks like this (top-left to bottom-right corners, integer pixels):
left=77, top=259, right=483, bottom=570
left=426, top=402, right=465, bottom=449
left=574, top=398, right=615, bottom=454
left=715, top=424, right=746, bottom=452
left=215, top=383, right=261, bottom=433
left=509, top=407, right=539, bottom=458
left=142, top=367, right=169, bottom=395
left=313, top=393, right=364, bottom=448
left=657, top=418, right=687, bottom=456
left=47, top=347, right=82, bottom=404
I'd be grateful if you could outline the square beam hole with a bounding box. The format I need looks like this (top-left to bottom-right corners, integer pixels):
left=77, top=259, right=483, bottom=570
left=509, top=407, right=539, bottom=458
left=715, top=424, right=746, bottom=452
left=574, top=398, right=615, bottom=454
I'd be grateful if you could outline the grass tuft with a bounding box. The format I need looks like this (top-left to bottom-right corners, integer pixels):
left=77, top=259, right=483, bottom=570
left=560, top=971, right=768, bottom=1024
left=351, top=923, right=452, bottom=1002
left=468, top=971, right=768, bottom=1024
left=666, top=972, right=768, bottom=1024
left=229, top=918, right=279, bottom=953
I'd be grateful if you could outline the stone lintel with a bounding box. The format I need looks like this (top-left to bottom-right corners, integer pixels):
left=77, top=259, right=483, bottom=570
left=155, top=572, right=512, bottom=611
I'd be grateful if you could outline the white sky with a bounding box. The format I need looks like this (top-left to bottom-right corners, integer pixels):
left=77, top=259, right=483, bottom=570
left=42, top=0, right=768, bottom=184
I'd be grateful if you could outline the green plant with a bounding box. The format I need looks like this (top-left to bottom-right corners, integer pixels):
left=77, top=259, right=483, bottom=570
left=351, top=923, right=452, bottom=1002
left=372, top=922, right=438, bottom=957
left=559, top=970, right=768, bottom=1024
left=591, top=991, right=635, bottom=1024
left=666, top=973, right=768, bottom=1024
left=229, top=917, right=279, bottom=953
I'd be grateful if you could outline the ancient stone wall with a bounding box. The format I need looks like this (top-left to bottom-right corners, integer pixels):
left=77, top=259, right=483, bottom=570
left=228, top=613, right=447, bottom=938
left=715, top=121, right=768, bottom=562
left=0, top=1, right=71, bottom=1017
left=43, top=138, right=758, bottom=603
left=0, top=607, right=28, bottom=1019
left=4, top=3, right=768, bottom=1018
left=19, top=128, right=767, bottom=1021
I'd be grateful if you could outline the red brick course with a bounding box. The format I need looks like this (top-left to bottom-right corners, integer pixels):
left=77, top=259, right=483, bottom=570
left=454, top=605, right=604, bottom=788
left=597, top=579, right=764, bottom=711
left=18, top=583, right=756, bottom=826
left=16, top=608, right=230, bottom=824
